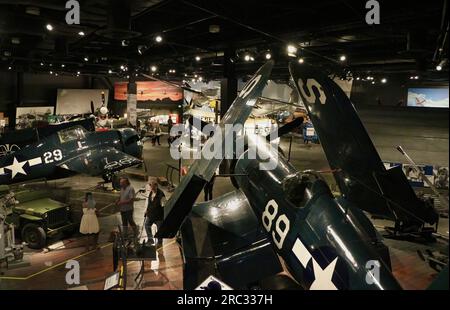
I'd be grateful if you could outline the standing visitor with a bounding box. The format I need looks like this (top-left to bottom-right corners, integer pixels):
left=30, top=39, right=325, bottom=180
left=80, top=192, right=100, bottom=251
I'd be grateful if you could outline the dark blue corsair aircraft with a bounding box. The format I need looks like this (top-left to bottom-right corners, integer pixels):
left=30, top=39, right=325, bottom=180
left=0, top=124, right=143, bottom=185
left=154, top=61, right=446, bottom=290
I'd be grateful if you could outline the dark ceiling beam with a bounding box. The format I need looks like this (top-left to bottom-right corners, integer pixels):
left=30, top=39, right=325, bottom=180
left=131, top=0, right=172, bottom=20
left=181, top=0, right=340, bottom=64
left=138, top=15, right=217, bottom=41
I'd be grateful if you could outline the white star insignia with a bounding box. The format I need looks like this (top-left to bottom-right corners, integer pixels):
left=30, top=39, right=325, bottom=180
left=5, top=157, right=28, bottom=179
left=309, top=257, right=338, bottom=290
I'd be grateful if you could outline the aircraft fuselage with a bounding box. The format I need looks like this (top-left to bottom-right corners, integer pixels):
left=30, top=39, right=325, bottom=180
left=234, top=139, right=402, bottom=290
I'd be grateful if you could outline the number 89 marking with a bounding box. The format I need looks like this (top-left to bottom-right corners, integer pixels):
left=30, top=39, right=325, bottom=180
left=262, top=200, right=290, bottom=249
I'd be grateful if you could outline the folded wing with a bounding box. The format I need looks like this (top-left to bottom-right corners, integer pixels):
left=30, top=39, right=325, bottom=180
left=181, top=190, right=282, bottom=289
left=157, top=61, right=274, bottom=238
left=58, top=147, right=142, bottom=176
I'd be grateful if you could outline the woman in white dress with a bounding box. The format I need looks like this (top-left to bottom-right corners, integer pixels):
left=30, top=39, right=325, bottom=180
left=80, top=192, right=100, bottom=251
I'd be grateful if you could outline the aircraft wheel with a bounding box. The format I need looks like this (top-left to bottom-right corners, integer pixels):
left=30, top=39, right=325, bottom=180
left=112, top=174, right=121, bottom=191
left=21, top=223, right=46, bottom=249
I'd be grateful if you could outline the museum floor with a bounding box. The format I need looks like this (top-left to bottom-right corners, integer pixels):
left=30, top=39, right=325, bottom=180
left=0, top=137, right=448, bottom=290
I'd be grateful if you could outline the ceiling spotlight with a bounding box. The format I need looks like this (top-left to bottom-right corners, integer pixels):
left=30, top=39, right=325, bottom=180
left=61, top=64, right=65, bottom=68
left=195, top=56, right=201, bottom=62
left=108, top=69, right=113, bottom=74
left=298, top=57, right=304, bottom=64
left=356, top=77, right=360, bottom=80
left=78, top=31, right=85, bottom=36
left=46, top=24, right=53, bottom=31
left=381, top=78, right=387, bottom=83
left=121, top=40, right=129, bottom=47
left=49, top=71, right=53, bottom=74
left=49, top=63, right=53, bottom=67
left=155, top=35, right=163, bottom=43
left=40, top=62, right=44, bottom=66
left=55, top=73, right=58, bottom=76
left=151, top=65, right=157, bottom=72
left=8, top=66, right=12, bottom=70
left=250, top=57, right=255, bottom=61
left=77, top=71, right=80, bottom=75
left=371, top=81, right=375, bottom=84
left=265, top=52, right=272, bottom=60
left=287, top=44, right=298, bottom=57
left=137, top=45, right=147, bottom=55
left=199, top=76, right=203, bottom=82
left=436, top=65, right=443, bottom=71
left=339, top=55, right=347, bottom=62
left=244, top=54, right=251, bottom=62
left=84, top=56, right=89, bottom=62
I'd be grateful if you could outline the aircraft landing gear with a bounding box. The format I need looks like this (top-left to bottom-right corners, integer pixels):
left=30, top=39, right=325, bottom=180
left=384, top=221, right=437, bottom=243
left=102, top=173, right=121, bottom=191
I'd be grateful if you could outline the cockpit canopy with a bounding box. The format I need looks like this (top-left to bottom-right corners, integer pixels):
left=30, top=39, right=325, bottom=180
left=58, top=126, right=87, bottom=143
left=282, top=171, right=325, bottom=208
left=282, top=172, right=310, bottom=207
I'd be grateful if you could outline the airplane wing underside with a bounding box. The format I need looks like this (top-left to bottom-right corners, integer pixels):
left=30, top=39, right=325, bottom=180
left=180, top=190, right=283, bottom=289
left=58, top=147, right=142, bottom=176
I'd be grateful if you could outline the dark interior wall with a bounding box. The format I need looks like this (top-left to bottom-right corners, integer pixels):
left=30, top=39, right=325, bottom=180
left=351, top=76, right=449, bottom=107
left=0, top=71, right=104, bottom=123
left=351, top=77, right=449, bottom=166
left=357, top=105, right=449, bottom=167
left=0, top=71, right=15, bottom=113
left=351, top=76, right=407, bottom=107
left=22, top=74, right=89, bottom=106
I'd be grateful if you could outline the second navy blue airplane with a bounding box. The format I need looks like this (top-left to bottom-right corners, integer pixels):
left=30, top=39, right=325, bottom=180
left=0, top=125, right=143, bottom=185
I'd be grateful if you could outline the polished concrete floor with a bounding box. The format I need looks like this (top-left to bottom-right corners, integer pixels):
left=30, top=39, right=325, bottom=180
left=0, top=136, right=448, bottom=290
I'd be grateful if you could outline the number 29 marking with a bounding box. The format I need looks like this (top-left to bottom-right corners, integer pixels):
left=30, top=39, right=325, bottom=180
left=43, top=149, right=63, bottom=164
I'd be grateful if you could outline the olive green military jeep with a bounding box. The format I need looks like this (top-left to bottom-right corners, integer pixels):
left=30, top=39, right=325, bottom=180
left=1, top=185, right=75, bottom=249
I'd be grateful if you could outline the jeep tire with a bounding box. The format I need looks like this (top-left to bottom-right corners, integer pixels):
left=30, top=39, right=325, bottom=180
left=22, top=223, right=46, bottom=249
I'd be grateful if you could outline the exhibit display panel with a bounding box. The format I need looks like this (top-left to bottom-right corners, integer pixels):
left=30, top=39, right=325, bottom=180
left=407, top=87, right=449, bottom=108
left=114, top=81, right=183, bottom=102
left=56, top=89, right=109, bottom=115
left=15, top=106, right=54, bottom=129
